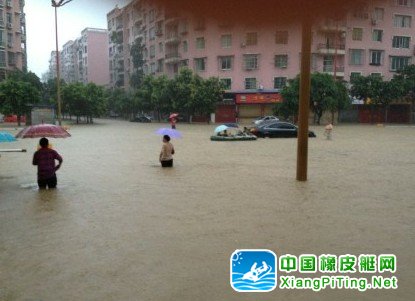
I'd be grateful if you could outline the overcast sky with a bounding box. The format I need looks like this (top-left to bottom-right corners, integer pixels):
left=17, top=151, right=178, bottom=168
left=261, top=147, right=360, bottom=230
left=26, top=0, right=130, bottom=78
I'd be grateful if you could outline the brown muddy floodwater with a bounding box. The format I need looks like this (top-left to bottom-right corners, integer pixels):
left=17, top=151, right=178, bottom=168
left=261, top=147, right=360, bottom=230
left=0, top=119, right=414, bottom=301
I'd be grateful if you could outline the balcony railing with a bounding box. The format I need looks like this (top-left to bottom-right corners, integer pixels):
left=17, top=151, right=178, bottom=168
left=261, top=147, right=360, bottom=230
left=165, top=52, right=181, bottom=64
left=165, top=34, right=180, bottom=45
left=318, top=43, right=346, bottom=50
left=323, top=65, right=345, bottom=73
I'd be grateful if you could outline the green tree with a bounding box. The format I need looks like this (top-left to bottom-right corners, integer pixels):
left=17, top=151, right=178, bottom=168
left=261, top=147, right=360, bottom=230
left=130, top=37, right=146, bottom=89
left=0, top=79, right=41, bottom=126
left=351, top=74, right=405, bottom=122
left=275, top=76, right=300, bottom=122
left=84, top=83, right=107, bottom=123
left=195, top=77, right=224, bottom=122
left=62, top=82, right=87, bottom=124
left=276, top=73, right=349, bottom=124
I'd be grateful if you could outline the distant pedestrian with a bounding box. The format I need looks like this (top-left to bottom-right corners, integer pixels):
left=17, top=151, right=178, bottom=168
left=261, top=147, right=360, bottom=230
left=32, top=137, right=63, bottom=189
left=170, top=117, right=177, bottom=129
left=159, top=135, right=175, bottom=167
left=324, top=123, right=333, bottom=140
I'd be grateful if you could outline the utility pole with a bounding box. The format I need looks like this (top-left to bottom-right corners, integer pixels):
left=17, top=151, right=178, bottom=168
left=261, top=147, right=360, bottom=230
left=51, top=0, right=74, bottom=126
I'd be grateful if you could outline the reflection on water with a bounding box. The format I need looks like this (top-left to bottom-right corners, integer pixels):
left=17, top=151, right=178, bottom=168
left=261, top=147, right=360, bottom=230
left=0, top=120, right=414, bottom=300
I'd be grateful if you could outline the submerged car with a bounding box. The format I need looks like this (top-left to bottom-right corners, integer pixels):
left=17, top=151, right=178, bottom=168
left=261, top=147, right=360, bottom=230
left=253, top=116, right=279, bottom=125
left=251, top=121, right=316, bottom=138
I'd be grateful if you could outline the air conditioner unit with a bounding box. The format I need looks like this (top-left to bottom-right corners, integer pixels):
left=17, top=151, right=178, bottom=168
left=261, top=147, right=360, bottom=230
left=6, top=22, right=12, bottom=29
left=240, top=43, right=246, bottom=48
left=7, top=43, right=12, bottom=48
left=371, top=19, right=377, bottom=26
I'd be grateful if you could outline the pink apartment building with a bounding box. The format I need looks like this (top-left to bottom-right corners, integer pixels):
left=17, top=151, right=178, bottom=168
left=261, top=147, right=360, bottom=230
left=48, top=28, right=110, bottom=86
left=0, top=0, right=27, bottom=80
left=108, top=0, right=415, bottom=122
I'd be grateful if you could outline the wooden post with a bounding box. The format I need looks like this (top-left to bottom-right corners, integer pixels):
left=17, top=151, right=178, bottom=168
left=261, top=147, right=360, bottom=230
left=296, top=16, right=313, bottom=182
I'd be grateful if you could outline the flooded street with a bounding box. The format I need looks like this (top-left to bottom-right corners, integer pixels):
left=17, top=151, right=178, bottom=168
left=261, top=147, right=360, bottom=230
left=1, top=119, right=414, bottom=301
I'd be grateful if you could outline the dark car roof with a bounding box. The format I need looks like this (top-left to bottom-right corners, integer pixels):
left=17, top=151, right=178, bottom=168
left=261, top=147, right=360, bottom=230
left=257, top=121, right=297, bottom=129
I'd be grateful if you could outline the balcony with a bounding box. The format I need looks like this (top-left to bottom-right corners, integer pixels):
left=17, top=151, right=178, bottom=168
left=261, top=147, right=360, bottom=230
left=319, top=20, right=347, bottom=32
left=165, top=52, right=181, bottom=64
left=165, top=34, right=180, bottom=45
left=165, top=14, right=180, bottom=26
left=317, top=43, right=346, bottom=55
left=323, top=65, right=345, bottom=77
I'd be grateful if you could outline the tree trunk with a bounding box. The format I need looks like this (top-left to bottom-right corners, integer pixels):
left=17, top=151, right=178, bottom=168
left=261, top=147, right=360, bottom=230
left=384, top=105, right=388, bottom=123
left=331, top=111, right=335, bottom=124
left=76, top=116, right=79, bottom=124
left=17, top=115, right=21, bottom=127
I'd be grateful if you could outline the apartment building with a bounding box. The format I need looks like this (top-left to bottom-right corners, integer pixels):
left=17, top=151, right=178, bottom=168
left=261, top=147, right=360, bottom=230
left=0, top=0, right=27, bottom=80
left=48, top=28, right=110, bottom=86
left=109, top=0, right=415, bottom=121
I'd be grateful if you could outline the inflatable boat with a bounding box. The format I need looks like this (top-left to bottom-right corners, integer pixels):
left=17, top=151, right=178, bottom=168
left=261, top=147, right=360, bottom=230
left=210, top=135, right=257, bottom=141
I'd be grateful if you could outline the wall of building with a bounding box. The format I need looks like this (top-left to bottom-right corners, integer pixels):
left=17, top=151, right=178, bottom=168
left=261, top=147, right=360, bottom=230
left=0, top=0, right=27, bottom=80
left=109, top=0, right=415, bottom=91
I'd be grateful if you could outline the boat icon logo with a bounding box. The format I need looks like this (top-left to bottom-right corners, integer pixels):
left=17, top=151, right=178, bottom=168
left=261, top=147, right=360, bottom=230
left=230, top=249, right=277, bottom=292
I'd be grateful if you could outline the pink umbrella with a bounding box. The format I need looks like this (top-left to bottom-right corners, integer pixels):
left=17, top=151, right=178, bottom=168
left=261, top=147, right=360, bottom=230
left=169, top=113, right=179, bottom=119
left=15, top=124, right=71, bottom=139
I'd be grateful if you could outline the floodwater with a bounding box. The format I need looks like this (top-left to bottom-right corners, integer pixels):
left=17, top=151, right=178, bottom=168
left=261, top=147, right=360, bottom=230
left=1, top=120, right=414, bottom=301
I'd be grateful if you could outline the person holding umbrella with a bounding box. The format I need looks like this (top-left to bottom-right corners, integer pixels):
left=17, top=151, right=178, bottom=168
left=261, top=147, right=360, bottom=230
left=32, top=138, right=63, bottom=189
left=169, top=113, right=178, bottom=129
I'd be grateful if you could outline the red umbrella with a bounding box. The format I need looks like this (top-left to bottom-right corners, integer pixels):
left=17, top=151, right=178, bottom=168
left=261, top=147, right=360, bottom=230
left=169, top=113, right=179, bottom=119
left=15, top=124, right=71, bottom=139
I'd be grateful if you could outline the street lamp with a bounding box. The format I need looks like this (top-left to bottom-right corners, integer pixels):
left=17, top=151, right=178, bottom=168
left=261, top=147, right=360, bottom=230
left=51, top=0, right=74, bottom=126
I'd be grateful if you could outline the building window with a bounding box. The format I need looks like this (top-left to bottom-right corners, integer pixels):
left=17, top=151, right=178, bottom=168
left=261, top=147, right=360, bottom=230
left=323, top=55, right=334, bottom=72
left=7, top=32, right=12, bottom=47
left=196, top=37, right=205, bottom=49
left=275, top=31, right=288, bottom=44
left=245, top=78, right=257, bottom=90
left=371, top=73, right=382, bottom=77
left=219, top=56, right=232, bottom=70
left=352, top=28, right=363, bottom=41
left=183, top=41, right=188, bottom=52
left=194, top=57, right=206, bottom=72
left=274, top=55, right=288, bottom=68
left=159, top=42, right=163, bottom=53
left=245, top=32, right=257, bottom=46
left=395, top=0, right=413, bottom=7
left=393, top=15, right=411, bottom=28
left=149, top=27, right=156, bottom=40
left=274, top=77, right=287, bottom=89
left=6, top=13, right=12, bottom=24
left=243, top=54, right=259, bottom=70
left=349, top=49, right=364, bottom=65
left=149, top=45, right=155, bottom=58
left=372, top=29, right=383, bottom=42
left=180, top=59, right=189, bottom=68
left=392, top=36, right=410, bottom=48
left=369, top=50, right=383, bottom=65
left=390, top=56, right=411, bottom=71
left=150, top=62, right=156, bottom=74
left=157, top=59, right=164, bottom=72
left=0, top=50, right=5, bottom=67
left=149, top=9, right=155, bottom=22
left=220, top=78, right=232, bottom=90
left=221, top=34, right=232, bottom=48
left=350, top=72, right=362, bottom=81
left=373, top=7, right=384, bottom=20
left=7, top=51, right=15, bottom=65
